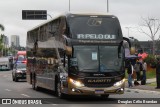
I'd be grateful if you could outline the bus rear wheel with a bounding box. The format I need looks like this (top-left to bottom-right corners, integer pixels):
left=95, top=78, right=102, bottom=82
left=32, top=79, right=39, bottom=91
left=32, top=80, right=36, bottom=90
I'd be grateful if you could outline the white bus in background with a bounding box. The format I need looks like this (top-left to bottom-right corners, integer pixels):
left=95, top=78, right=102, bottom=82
left=0, top=57, right=10, bottom=71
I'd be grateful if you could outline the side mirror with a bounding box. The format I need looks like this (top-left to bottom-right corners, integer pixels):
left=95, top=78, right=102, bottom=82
left=65, top=46, right=72, bottom=56
left=123, top=37, right=136, bottom=55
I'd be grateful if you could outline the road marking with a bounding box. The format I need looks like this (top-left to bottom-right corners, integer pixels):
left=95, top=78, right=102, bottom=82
left=21, top=94, right=30, bottom=98
left=5, top=89, right=11, bottom=91
left=43, top=101, right=58, bottom=105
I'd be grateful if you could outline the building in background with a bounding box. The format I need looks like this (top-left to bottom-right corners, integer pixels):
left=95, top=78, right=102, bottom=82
left=3, top=35, right=9, bottom=46
left=138, top=41, right=160, bottom=55
left=11, top=35, right=20, bottom=48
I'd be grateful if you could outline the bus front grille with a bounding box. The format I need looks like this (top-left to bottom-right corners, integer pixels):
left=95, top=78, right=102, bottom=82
left=84, top=84, right=113, bottom=88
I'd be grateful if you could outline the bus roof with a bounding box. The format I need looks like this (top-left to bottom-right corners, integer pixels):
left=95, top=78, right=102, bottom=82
left=27, top=13, right=66, bottom=32
left=27, top=12, right=115, bottom=32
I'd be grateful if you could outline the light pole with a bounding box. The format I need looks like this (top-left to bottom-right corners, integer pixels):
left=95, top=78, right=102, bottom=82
left=125, top=27, right=132, bottom=38
left=69, top=0, right=70, bottom=12
left=107, top=0, right=109, bottom=12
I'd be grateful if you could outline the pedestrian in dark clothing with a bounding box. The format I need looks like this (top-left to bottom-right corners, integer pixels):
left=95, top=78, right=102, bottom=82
left=134, top=60, right=141, bottom=81
left=127, top=62, right=133, bottom=88
left=156, top=58, right=160, bottom=89
left=141, top=60, right=147, bottom=85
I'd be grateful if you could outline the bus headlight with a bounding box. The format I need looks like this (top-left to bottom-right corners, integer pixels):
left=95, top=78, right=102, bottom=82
left=69, top=78, right=84, bottom=87
left=114, top=78, right=125, bottom=87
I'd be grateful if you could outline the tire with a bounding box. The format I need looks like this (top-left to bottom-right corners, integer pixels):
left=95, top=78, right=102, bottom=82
left=12, top=74, right=15, bottom=81
left=15, top=77, right=18, bottom=82
left=56, top=82, right=65, bottom=98
left=15, top=74, right=18, bottom=82
left=101, top=94, right=109, bottom=98
left=32, top=76, right=39, bottom=91
left=32, top=79, right=36, bottom=90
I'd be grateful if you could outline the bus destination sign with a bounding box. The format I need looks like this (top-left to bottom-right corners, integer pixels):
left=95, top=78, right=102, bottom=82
left=77, top=34, right=116, bottom=40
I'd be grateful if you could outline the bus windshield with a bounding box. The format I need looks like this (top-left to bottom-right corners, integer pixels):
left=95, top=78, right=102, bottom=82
left=68, top=16, right=122, bottom=40
left=73, top=45, right=123, bottom=72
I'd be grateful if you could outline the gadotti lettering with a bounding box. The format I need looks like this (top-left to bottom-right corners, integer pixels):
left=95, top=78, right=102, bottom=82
left=87, top=79, right=111, bottom=83
left=77, top=34, right=116, bottom=39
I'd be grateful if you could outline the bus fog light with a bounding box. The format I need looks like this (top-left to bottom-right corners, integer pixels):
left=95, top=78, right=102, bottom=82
left=114, top=78, right=125, bottom=87
left=72, top=88, right=75, bottom=92
left=121, top=88, right=124, bottom=91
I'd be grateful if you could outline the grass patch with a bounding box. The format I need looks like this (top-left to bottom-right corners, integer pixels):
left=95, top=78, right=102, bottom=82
left=146, top=70, right=156, bottom=79
left=125, top=69, right=156, bottom=79
left=147, top=82, right=156, bottom=86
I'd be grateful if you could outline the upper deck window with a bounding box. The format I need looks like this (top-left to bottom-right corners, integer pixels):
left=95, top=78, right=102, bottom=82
left=68, top=16, right=123, bottom=40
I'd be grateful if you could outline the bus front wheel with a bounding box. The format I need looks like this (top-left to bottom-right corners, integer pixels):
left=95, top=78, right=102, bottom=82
left=56, top=82, right=65, bottom=98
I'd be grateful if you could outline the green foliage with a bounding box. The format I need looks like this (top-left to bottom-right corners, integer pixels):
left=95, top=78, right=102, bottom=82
left=144, top=54, right=157, bottom=68
left=146, top=70, right=156, bottom=79
left=147, top=82, right=156, bottom=86
left=0, top=24, right=5, bottom=31
left=0, top=34, right=4, bottom=49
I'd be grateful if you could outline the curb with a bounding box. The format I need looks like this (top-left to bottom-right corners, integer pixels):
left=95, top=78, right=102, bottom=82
left=125, top=88, right=160, bottom=94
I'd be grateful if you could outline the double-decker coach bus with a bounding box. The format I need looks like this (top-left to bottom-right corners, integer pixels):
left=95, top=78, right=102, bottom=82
left=26, top=13, right=135, bottom=98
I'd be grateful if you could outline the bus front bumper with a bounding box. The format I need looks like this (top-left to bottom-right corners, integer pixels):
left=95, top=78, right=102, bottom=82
left=62, top=79, right=125, bottom=95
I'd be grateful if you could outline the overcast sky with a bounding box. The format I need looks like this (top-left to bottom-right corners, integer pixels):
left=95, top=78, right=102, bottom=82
left=0, top=0, right=160, bottom=46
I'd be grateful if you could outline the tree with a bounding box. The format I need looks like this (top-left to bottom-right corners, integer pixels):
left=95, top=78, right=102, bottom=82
left=138, top=17, right=160, bottom=55
left=0, top=24, right=5, bottom=31
left=0, top=23, right=5, bottom=48
left=0, top=24, right=5, bottom=56
left=0, top=34, right=4, bottom=56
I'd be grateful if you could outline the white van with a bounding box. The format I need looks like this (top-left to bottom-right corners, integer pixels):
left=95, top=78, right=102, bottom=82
left=0, top=57, right=10, bottom=71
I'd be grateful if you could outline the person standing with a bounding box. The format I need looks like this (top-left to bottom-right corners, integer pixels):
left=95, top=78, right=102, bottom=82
left=134, top=60, right=141, bottom=81
left=127, top=61, right=133, bottom=88
left=156, top=58, right=160, bottom=89
left=141, top=60, right=147, bottom=85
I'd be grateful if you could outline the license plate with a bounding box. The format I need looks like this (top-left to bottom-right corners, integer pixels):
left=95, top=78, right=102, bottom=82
left=95, top=90, right=104, bottom=94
